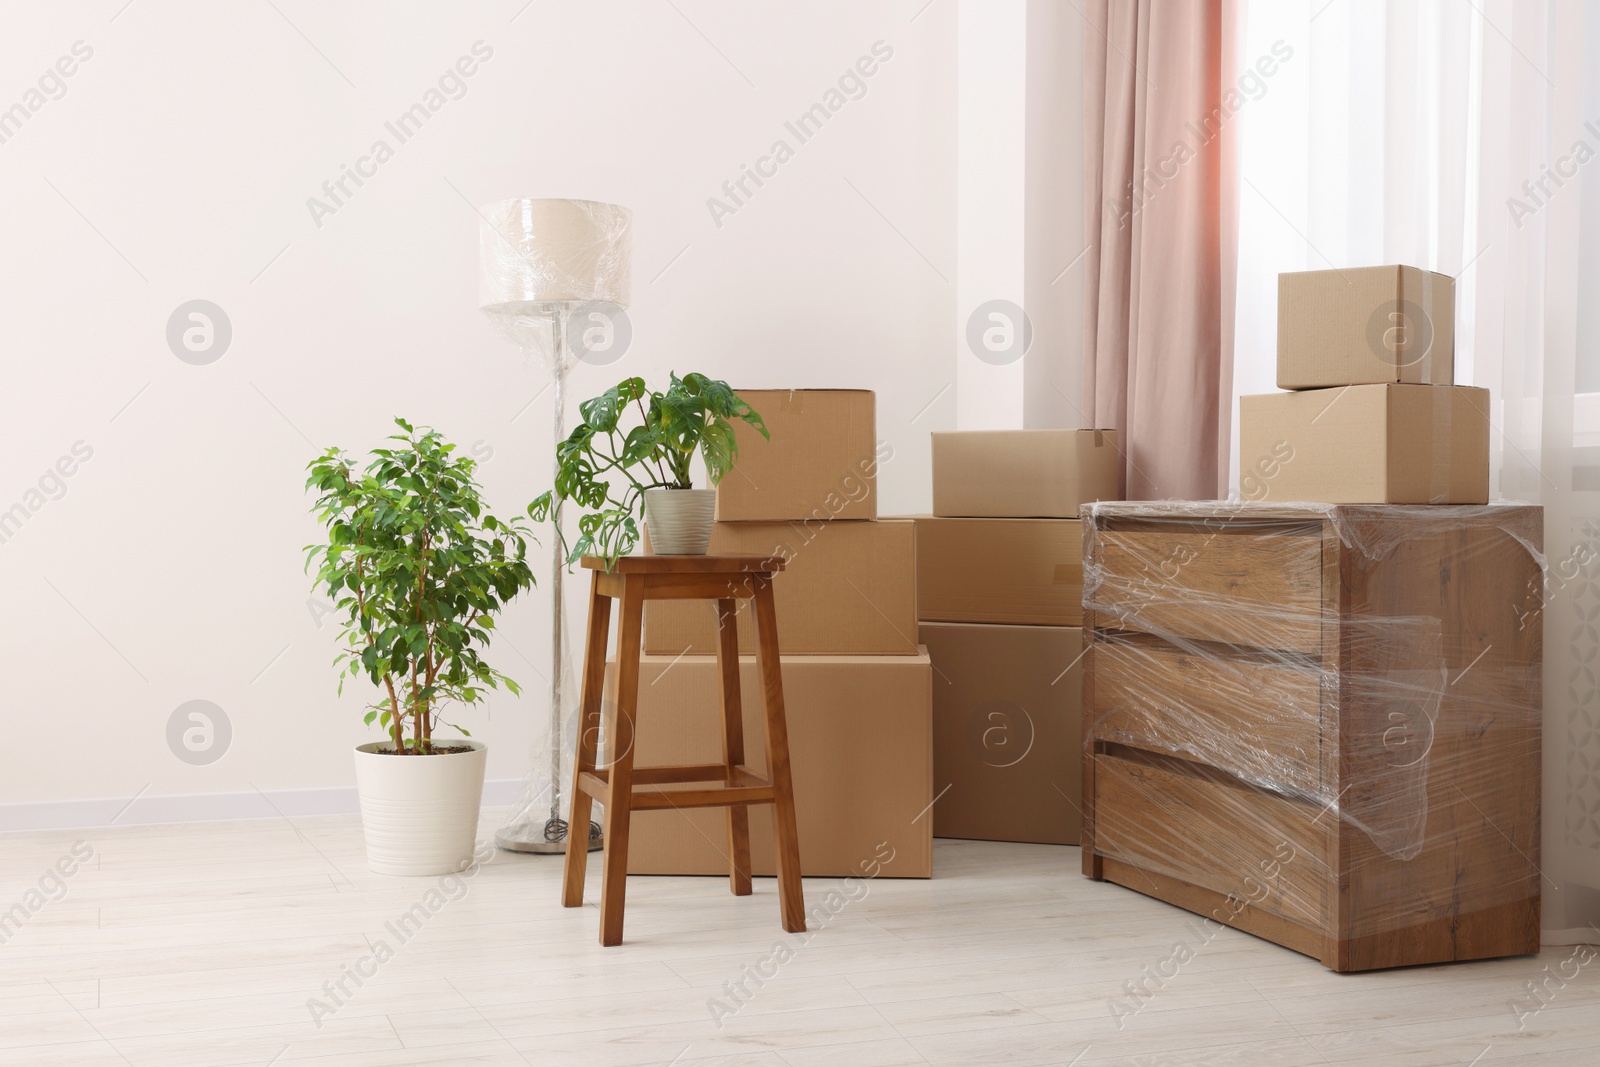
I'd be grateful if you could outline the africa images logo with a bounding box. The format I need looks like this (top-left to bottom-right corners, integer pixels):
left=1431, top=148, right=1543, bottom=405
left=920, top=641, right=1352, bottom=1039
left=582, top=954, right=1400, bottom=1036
left=305, top=41, right=494, bottom=229
left=706, top=41, right=894, bottom=228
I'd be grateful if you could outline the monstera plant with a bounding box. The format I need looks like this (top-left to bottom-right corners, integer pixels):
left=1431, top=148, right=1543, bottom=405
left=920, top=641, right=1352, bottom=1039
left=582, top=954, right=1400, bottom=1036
left=530, top=373, right=767, bottom=565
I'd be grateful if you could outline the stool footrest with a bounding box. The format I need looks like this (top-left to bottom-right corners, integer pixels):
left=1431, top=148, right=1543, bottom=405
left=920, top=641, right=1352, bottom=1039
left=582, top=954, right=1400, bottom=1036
left=580, top=764, right=776, bottom=812
left=632, top=763, right=759, bottom=786
left=629, top=784, right=776, bottom=811
left=585, top=763, right=768, bottom=788
left=577, top=771, right=611, bottom=804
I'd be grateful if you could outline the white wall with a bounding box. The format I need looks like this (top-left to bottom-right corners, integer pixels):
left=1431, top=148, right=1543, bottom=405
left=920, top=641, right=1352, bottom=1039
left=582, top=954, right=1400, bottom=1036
left=954, top=0, right=1026, bottom=428
left=1022, top=0, right=1087, bottom=429
left=0, top=0, right=958, bottom=815
left=952, top=0, right=1087, bottom=431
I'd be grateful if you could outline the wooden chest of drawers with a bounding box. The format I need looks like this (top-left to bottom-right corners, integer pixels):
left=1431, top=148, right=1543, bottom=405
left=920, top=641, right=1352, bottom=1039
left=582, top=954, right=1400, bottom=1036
left=1081, top=502, right=1543, bottom=971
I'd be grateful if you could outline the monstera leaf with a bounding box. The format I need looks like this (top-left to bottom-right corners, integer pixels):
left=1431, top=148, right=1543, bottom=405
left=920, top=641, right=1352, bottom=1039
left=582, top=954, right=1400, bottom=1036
left=579, top=376, right=647, bottom=433
left=529, top=373, right=770, bottom=569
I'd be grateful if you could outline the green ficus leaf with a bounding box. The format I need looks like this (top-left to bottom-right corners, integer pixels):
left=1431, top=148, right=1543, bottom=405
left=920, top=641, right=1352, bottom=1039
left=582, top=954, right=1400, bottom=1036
left=306, top=419, right=534, bottom=748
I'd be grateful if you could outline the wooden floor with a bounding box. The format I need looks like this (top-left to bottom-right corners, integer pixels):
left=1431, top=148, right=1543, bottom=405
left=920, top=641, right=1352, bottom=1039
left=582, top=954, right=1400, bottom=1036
left=1, top=809, right=1594, bottom=1066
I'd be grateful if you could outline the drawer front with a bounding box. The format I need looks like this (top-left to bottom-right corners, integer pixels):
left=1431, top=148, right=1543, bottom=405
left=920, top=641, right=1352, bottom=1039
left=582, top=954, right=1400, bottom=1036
left=1092, top=752, right=1327, bottom=930
left=1091, top=636, right=1324, bottom=794
left=1091, top=525, right=1324, bottom=653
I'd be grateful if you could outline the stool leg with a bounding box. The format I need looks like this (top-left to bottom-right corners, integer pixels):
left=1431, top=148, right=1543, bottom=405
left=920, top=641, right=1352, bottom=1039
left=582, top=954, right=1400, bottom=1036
left=751, top=579, right=806, bottom=933
left=714, top=598, right=753, bottom=897
left=598, top=576, right=644, bottom=947
left=562, top=574, right=612, bottom=908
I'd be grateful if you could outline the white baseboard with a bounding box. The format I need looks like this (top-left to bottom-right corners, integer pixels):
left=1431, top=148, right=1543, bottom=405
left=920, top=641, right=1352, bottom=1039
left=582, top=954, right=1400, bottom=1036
left=1542, top=926, right=1600, bottom=947
left=0, top=779, right=528, bottom=832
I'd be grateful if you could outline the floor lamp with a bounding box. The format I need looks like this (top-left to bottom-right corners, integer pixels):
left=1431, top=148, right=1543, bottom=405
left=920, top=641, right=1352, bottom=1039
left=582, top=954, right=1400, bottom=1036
left=478, top=198, right=633, bottom=854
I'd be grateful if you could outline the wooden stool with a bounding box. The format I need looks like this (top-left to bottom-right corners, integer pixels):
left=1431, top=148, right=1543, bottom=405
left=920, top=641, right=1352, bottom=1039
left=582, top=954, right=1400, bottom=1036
left=560, top=554, right=807, bottom=946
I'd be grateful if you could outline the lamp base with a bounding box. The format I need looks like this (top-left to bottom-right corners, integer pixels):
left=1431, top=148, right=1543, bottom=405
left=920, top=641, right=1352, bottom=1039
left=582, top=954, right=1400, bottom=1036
left=495, top=817, right=602, bottom=854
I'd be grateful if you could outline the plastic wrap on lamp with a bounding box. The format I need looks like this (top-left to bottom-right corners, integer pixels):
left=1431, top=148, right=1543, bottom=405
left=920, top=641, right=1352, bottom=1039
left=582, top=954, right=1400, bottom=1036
left=478, top=198, right=632, bottom=365
left=493, top=621, right=587, bottom=853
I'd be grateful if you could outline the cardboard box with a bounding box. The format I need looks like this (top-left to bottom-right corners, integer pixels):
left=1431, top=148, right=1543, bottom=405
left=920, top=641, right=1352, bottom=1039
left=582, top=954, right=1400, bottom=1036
left=932, top=429, right=1121, bottom=518
left=1278, top=265, right=1455, bottom=389
left=613, top=652, right=933, bottom=878
left=912, top=516, right=1084, bottom=625
left=643, top=519, right=917, bottom=655
left=716, top=389, right=879, bottom=521
left=921, top=623, right=1083, bottom=845
left=1239, top=384, right=1489, bottom=504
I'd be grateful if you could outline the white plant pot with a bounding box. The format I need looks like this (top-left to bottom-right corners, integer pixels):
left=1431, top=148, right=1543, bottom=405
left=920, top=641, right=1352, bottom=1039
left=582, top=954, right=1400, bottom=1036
left=643, top=488, right=716, bottom=555
left=354, top=740, right=487, bottom=876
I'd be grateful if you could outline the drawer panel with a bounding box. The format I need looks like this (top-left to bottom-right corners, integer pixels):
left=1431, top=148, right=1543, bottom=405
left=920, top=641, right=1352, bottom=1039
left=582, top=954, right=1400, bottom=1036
left=1091, top=636, right=1324, bottom=794
left=1091, top=752, right=1327, bottom=930
left=1092, top=525, right=1324, bottom=653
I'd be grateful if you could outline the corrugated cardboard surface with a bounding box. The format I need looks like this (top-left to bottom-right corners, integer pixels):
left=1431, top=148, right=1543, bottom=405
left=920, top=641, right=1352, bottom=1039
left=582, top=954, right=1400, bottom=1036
left=716, top=389, right=878, bottom=521
left=1239, top=384, right=1489, bottom=503
left=932, top=429, right=1122, bottom=518
left=912, top=516, right=1085, bottom=625
left=1277, top=265, right=1455, bottom=389
left=642, top=519, right=917, bottom=655
left=613, top=652, right=933, bottom=878
left=921, top=623, right=1083, bottom=845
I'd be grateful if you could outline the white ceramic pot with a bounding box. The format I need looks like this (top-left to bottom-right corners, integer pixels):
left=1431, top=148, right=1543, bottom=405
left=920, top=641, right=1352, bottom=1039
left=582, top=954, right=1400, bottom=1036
left=354, top=740, right=487, bottom=876
left=643, top=488, right=716, bottom=554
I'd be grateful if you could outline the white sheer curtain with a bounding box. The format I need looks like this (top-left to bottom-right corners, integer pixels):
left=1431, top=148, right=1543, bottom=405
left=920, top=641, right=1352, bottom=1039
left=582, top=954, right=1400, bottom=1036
left=1232, top=0, right=1600, bottom=943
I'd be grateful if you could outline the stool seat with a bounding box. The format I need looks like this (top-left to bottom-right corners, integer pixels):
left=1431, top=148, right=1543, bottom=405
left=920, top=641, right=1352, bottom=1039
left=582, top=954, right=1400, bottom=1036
left=561, top=553, right=807, bottom=946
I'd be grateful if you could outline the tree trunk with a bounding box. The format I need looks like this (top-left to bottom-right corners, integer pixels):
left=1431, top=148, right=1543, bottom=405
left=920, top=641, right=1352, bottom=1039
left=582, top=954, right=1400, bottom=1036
left=382, top=674, right=404, bottom=752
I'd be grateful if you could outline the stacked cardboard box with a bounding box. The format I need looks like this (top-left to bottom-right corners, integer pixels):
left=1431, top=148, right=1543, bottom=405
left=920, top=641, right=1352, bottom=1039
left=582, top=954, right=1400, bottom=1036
left=1240, top=266, right=1489, bottom=503
left=621, top=389, right=933, bottom=878
left=909, top=430, right=1120, bottom=846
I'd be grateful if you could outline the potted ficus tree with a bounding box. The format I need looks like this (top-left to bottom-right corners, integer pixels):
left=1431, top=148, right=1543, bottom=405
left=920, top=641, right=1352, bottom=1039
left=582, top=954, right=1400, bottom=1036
left=305, top=418, right=536, bottom=876
left=530, top=372, right=767, bottom=564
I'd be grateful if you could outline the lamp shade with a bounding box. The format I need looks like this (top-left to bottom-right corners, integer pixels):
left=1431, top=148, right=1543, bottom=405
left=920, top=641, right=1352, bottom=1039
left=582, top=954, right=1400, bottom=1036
left=478, top=198, right=632, bottom=312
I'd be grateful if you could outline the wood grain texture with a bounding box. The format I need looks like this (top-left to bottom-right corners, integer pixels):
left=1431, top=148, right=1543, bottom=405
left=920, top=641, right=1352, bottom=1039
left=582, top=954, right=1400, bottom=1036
left=561, top=574, right=613, bottom=910
left=582, top=554, right=786, bottom=574
left=1098, top=857, right=1330, bottom=961
left=636, top=573, right=774, bottom=600
left=575, top=771, right=611, bottom=802
left=1330, top=507, right=1543, bottom=969
left=9, top=816, right=1591, bottom=1066
left=1093, top=524, right=1324, bottom=653
left=599, top=576, right=646, bottom=947
left=1083, top=503, right=1543, bottom=972
left=584, top=764, right=764, bottom=787
left=563, top=560, right=808, bottom=946
left=753, top=578, right=808, bottom=934
left=1081, top=522, right=1104, bottom=882
left=1092, top=750, right=1327, bottom=929
left=1091, top=633, right=1323, bottom=795
left=716, top=597, right=754, bottom=896
left=627, top=785, right=776, bottom=811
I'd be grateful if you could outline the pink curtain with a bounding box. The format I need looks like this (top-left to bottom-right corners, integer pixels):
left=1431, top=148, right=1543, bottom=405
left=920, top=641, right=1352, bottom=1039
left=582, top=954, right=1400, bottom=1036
left=1083, top=0, right=1238, bottom=499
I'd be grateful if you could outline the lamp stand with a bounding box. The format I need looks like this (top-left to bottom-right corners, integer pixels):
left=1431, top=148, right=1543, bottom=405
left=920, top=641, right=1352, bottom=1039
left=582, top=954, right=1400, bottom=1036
left=495, top=305, right=602, bottom=855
